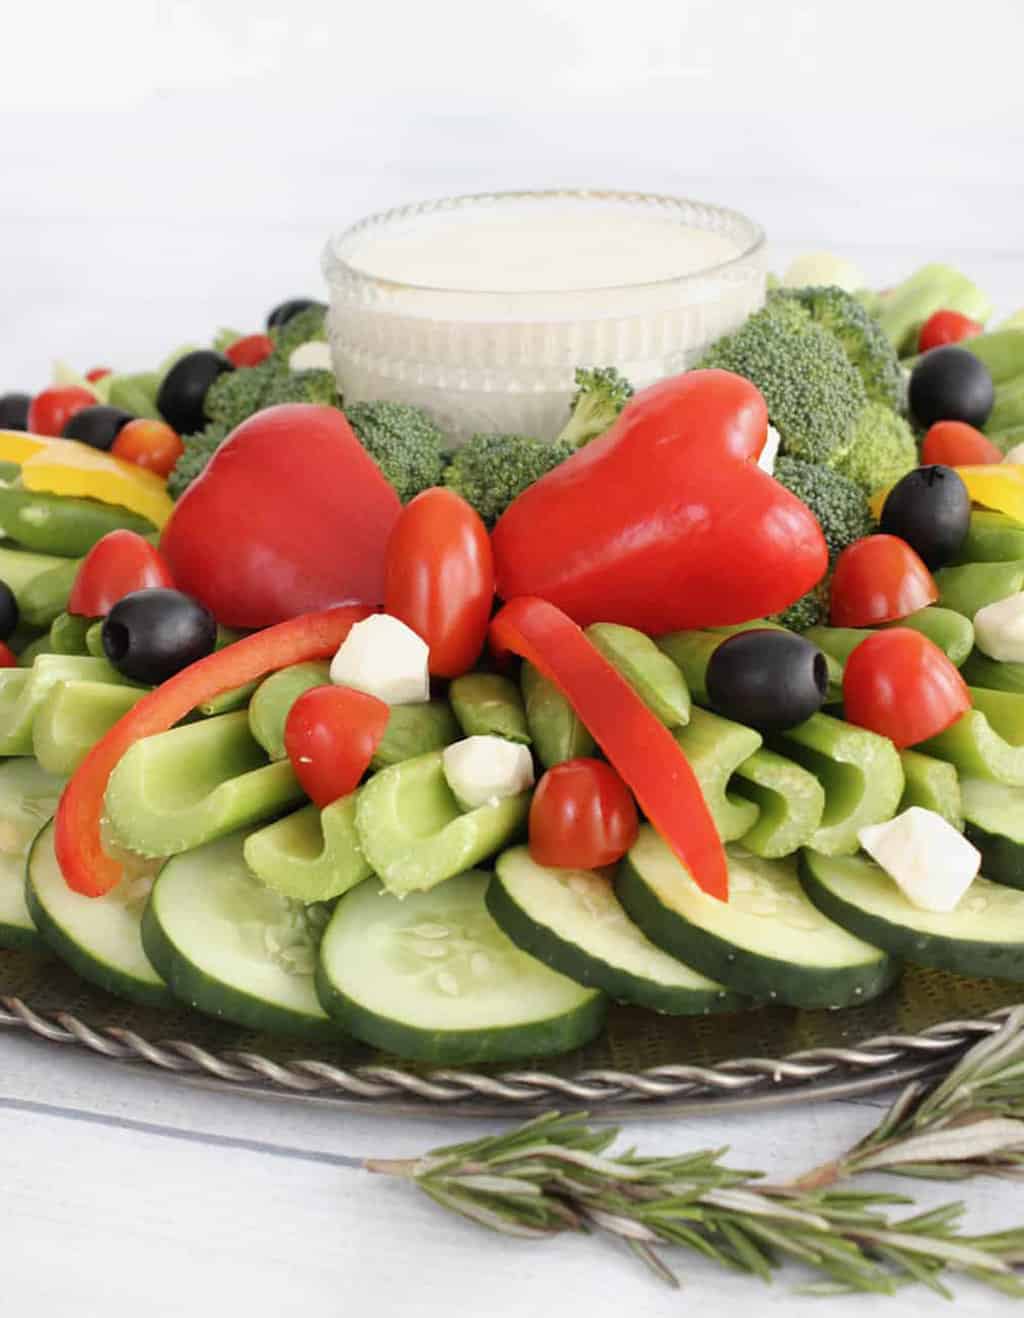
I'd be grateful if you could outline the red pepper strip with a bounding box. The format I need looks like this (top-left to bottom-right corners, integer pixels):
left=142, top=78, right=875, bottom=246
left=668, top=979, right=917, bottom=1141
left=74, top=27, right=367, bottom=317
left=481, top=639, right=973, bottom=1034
left=490, top=597, right=728, bottom=901
left=55, top=605, right=372, bottom=897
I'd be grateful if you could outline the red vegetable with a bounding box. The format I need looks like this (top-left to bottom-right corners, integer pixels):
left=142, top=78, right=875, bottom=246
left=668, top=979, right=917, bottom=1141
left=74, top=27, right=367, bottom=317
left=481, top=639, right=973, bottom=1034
left=85, top=368, right=112, bottom=383
left=529, top=758, right=638, bottom=869
left=68, top=530, right=175, bottom=618
left=842, top=629, right=971, bottom=748
left=160, top=404, right=402, bottom=629
left=55, top=605, right=371, bottom=896
left=830, top=535, right=938, bottom=627
left=0, top=642, right=17, bottom=668
left=111, top=418, right=184, bottom=478
left=491, top=370, right=828, bottom=633
left=27, top=386, right=95, bottom=438
left=490, top=596, right=728, bottom=900
left=384, top=487, right=493, bottom=678
left=284, top=684, right=389, bottom=808
left=921, top=420, right=1003, bottom=468
left=918, top=310, right=983, bottom=354
left=225, top=334, right=275, bottom=368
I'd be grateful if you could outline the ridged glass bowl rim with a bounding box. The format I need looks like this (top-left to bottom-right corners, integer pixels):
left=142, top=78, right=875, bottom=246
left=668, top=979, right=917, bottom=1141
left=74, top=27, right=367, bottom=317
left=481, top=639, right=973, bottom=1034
left=321, top=189, right=766, bottom=304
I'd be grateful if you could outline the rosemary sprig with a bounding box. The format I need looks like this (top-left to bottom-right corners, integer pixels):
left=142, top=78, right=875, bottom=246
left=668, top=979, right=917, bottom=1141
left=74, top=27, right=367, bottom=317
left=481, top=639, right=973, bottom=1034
left=363, top=1006, right=1024, bottom=1297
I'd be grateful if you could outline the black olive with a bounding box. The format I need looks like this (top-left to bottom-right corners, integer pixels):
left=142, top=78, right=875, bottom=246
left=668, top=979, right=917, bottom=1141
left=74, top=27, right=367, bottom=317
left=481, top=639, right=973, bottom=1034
left=0, top=393, right=31, bottom=431
left=908, top=345, right=995, bottom=429
left=880, top=465, right=970, bottom=569
left=61, top=404, right=135, bottom=450
left=266, top=298, right=326, bottom=330
left=706, top=629, right=829, bottom=732
left=156, top=350, right=234, bottom=435
left=0, top=579, right=19, bottom=641
left=102, top=588, right=217, bottom=685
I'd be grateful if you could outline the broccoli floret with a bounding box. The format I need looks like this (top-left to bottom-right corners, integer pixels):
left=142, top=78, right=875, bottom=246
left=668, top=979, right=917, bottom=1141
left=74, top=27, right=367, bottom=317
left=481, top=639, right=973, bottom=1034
left=204, top=359, right=339, bottom=432
left=443, top=433, right=574, bottom=526
left=555, top=367, right=634, bottom=448
left=167, top=422, right=230, bottom=500
left=771, top=455, right=875, bottom=632
left=269, top=304, right=328, bottom=361
left=698, top=300, right=867, bottom=465
left=829, top=401, right=918, bottom=495
left=775, top=285, right=903, bottom=411
left=344, top=401, right=448, bottom=503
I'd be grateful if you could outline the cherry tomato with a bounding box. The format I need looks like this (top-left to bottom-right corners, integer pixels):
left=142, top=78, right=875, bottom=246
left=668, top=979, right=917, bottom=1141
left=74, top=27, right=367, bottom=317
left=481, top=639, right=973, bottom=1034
left=68, top=530, right=176, bottom=618
left=830, top=535, right=938, bottom=627
left=284, top=683, right=389, bottom=807
left=918, top=310, right=983, bottom=354
left=0, top=642, right=17, bottom=668
left=921, top=420, right=1003, bottom=468
left=528, top=758, right=639, bottom=869
left=843, top=628, right=971, bottom=748
left=383, top=487, right=494, bottom=678
left=112, top=418, right=185, bottom=478
left=27, top=386, right=95, bottom=438
left=225, top=334, right=275, bottom=368
left=85, top=367, right=112, bottom=383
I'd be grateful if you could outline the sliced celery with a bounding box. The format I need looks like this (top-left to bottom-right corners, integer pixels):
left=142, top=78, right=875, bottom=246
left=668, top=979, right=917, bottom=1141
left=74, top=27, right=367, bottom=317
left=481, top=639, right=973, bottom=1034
left=898, top=749, right=963, bottom=830
left=918, top=687, right=1024, bottom=786
left=243, top=797, right=371, bottom=903
left=671, top=707, right=761, bottom=843
left=33, top=680, right=146, bottom=776
left=731, top=747, right=826, bottom=859
left=0, top=654, right=131, bottom=756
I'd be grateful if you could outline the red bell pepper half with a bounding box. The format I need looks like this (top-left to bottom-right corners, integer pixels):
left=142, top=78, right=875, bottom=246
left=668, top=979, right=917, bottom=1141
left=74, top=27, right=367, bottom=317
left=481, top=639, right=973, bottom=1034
left=490, top=597, right=728, bottom=900
left=491, top=370, right=828, bottom=635
left=54, top=604, right=371, bottom=897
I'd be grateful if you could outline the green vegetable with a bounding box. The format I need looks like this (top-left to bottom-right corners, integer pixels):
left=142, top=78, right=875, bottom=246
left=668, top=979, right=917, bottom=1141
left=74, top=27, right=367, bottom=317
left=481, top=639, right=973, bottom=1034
left=956, top=511, right=1024, bottom=563
left=33, top=679, right=147, bottom=776
left=449, top=673, right=530, bottom=744
left=936, top=560, right=1024, bottom=618
left=776, top=285, right=902, bottom=409
left=584, top=622, right=691, bottom=728
left=698, top=295, right=866, bottom=465
left=806, top=606, right=975, bottom=671
left=105, top=372, right=162, bottom=421
left=521, top=661, right=596, bottom=767
left=48, top=612, right=93, bottom=656
left=0, top=654, right=132, bottom=756
left=986, top=374, right=1024, bottom=437
left=166, top=422, right=229, bottom=500
left=872, top=263, right=993, bottom=355
left=372, top=701, right=460, bottom=769
left=442, top=432, right=573, bottom=526
left=0, top=486, right=154, bottom=557
left=554, top=366, right=634, bottom=448
left=829, top=400, right=918, bottom=495
left=731, top=747, right=826, bottom=859
left=961, top=778, right=1024, bottom=888
left=0, top=758, right=66, bottom=951
left=243, top=797, right=372, bottom=903
left=670, top=707, right=762, bottom=843
left=898, top=748, right=963, bottom=829
left=919, top=686, right=1024, bottom=785
left=344, top=401, right=447, bottom=503
left=204, top=361, right=338, bottom=433
left=249, top=661, right=331, bottom=760
left=267, top=304, right=327, bottom=360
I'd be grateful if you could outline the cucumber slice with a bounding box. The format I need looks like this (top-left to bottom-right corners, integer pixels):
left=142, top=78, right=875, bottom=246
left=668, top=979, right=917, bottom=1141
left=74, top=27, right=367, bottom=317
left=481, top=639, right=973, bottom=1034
left=961, top=778, right=1024, bottom=888
left=0, top=759, right=65, bottom=949
left=0, top=654, right=132, bottom=756
left=585, top=622, right=691, bottom=728
left=936, top=560, right=1024, bottom=618
left=732, top=747, right=825, bottom=859
left=105, top=710, right=305, bottom=857
left=143, top=831, right=338, bottom=1037
left=316, top=870, right=606, bottom=1063
left=955, top=511, right=1024, bottom=564
left=26, top=820, right=173, bottom=1007
left=899, top=749, right=963, bottom=830
left=33, top=679, right=146, bottom=776
left=449, top=673, right=530, bottom=744
left=243, top=796, right=372, bottom=902
left=488, top=848, right=744, bottom=1014
left=354, top=750, right=530, bottom=896
left=800, top=849, right=1024, bottom=980
left=919, top=687, right=1024, bottom=785
left=671, top=706, right=761, bottom=843
left=616, top=827, right=896, bottom=1009
left=521, top=661, right=596, bottom=767
left=772, top=713, right=905, bottom=856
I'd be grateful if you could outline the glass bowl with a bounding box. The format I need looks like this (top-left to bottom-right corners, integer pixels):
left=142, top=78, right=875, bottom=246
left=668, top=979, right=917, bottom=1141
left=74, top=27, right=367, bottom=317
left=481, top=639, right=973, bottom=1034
left=322, top=190, right=766, bottom=445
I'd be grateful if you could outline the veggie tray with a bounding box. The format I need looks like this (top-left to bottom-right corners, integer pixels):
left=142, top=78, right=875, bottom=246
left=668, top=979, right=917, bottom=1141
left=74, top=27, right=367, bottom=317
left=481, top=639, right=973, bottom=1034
left=3, top=260, right=1024, bottom=1117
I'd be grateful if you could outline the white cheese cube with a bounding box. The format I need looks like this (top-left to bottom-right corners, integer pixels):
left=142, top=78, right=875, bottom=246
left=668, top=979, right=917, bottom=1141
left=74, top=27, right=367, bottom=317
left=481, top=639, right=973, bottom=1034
left=858, top=808, right=980, bottom=913
left=330, top=614, right=430, bottom=706
left=974, top=592, right=1024, bottom=663
left=758, top=424, right=781, bottom=477
left=442, top=736, right=535, bottom=811
left=1003, top=443, right=1024, bottom=465
left=288, top=341, right=334, bottom=374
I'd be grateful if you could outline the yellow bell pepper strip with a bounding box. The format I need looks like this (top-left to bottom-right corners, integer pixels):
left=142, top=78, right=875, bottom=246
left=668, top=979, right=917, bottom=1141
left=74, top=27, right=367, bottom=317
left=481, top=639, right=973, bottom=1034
left=0, top=430, right=50, bottom=463
left=18, top=438, right=175, bottom=529
left=55, top=604, right=372, bottom=897
left=873, top=465, right=1024, bottom=524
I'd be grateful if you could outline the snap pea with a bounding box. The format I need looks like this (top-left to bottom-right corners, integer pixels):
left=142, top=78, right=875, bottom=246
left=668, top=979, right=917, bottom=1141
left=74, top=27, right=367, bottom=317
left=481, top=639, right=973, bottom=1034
left=0, top=487, right=154, bottom=558
left=449, top=672, right=530, bottom=744
left=521, top=660, right=596, bottom=768
left=17, top=557, right=82, bottom=629
left=48, top=612, right=93, bottom=657
left=372, top=701, right=460, bottom=769
left=249, top=662, right=332, bottom=760
left=935, top=560, right=1024, bottom=619
left=85, top=622, right=106, bottom=659
left=585, top=622, right=690, bottom=728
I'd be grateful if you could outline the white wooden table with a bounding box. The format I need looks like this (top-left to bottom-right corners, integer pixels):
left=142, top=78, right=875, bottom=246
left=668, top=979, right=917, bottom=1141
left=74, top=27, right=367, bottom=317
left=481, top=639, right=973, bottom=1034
left=3, top=13, right=1024, bottom=1304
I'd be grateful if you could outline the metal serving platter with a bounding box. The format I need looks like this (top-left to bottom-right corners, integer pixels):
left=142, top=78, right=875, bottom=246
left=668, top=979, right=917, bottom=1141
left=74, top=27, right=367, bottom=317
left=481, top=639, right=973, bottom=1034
left=2, top=945, right=1019, bottom=1118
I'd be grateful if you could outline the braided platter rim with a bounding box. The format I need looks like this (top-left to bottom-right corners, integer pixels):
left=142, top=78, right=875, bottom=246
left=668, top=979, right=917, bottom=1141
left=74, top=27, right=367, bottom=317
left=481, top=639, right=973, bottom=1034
left=1, top=994, right=1018, bottom=1117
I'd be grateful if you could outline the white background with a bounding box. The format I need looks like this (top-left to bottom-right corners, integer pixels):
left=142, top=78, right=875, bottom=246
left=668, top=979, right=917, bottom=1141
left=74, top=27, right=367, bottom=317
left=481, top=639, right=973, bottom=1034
left=2, top=2, right=1024, bottom=1314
